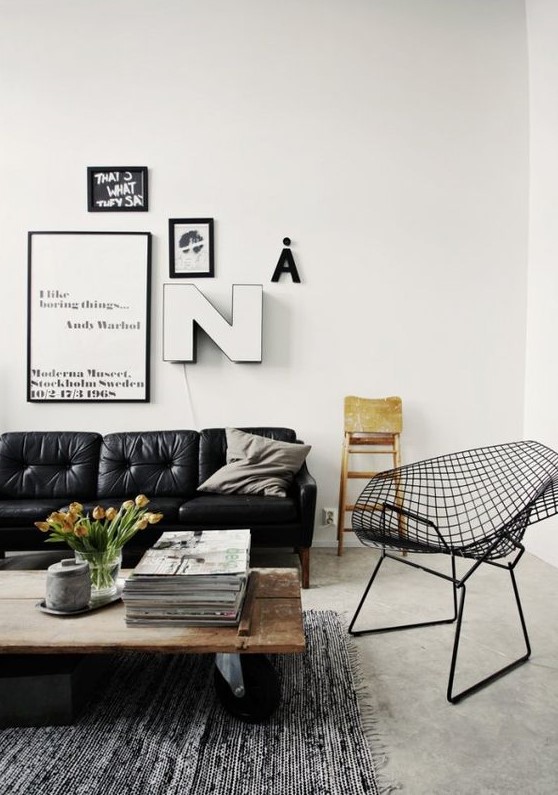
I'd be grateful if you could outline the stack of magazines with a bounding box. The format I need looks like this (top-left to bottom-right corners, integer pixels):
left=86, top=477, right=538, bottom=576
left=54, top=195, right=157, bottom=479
left=122, top=528, right=251, bottom=626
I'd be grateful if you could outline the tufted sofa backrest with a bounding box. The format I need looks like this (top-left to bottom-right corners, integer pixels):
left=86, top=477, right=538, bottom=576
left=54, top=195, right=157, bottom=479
left=0, top=431, right=102, bottom=499
left=97, top=430, right=200, bottom=499
left=0, top=429, right=299, bottom=502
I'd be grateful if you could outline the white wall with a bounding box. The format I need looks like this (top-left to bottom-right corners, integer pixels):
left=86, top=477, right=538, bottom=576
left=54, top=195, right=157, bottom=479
left=0, top=0, right=529, bottom=546
left=525, top=0, right=558, bottom=566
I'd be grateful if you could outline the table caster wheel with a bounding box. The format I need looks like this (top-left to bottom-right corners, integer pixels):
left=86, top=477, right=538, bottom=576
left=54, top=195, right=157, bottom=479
left=214, top=654, right=280, bottom=722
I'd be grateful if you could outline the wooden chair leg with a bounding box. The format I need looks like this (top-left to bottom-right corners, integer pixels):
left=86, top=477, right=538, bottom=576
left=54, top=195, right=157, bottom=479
left=297, top=547, right=310, bottom=589
left=337, top=440, right=349, bottom=556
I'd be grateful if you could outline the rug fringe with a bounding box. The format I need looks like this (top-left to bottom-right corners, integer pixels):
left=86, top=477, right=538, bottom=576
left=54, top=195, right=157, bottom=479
left=339, top=610, right=402, bottom=794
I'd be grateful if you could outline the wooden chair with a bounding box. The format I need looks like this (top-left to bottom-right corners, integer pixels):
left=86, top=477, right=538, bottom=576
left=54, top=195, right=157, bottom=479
left=337, top=396, right=402, bottom=556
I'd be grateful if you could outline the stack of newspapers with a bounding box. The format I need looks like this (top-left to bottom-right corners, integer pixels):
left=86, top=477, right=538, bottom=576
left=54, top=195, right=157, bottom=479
left=122, top=528, right=251, bottom=626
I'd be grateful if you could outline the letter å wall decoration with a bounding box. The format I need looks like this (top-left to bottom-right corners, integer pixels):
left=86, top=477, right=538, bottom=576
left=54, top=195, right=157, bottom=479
left=163, top=284, right=263, bottom=363
left=271, top=237, right=301, bottom=283
left=27, top=231, right=151, bottom=402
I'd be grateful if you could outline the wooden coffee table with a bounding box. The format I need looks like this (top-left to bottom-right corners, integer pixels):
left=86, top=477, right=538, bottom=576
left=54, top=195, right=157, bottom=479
left=0, top=567, right=305, bottom=726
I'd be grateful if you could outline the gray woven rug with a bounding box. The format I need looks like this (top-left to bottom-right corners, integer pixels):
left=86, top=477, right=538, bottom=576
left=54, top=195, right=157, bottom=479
left=0, top=611, right=384, bottom=795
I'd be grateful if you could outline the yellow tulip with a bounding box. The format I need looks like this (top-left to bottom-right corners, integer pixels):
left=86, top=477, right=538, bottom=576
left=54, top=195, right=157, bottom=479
left=48, top=512, right=67, bottom=525
left=62, top=514, right=76, bottom=531
left=37, top=494, right=165, bottom=551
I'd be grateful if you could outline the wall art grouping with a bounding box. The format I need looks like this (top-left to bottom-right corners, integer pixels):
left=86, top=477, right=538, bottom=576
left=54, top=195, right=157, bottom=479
left=27, top=231, right=151, bottom=403
left=26, top=165, right=304, bottom=403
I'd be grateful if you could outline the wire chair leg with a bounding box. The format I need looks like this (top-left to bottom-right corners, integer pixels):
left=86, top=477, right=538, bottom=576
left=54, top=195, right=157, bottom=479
left=348, top=551, right=386, bottom=634
left=446, top=564, right=532, bottom=704
left=349, top=552, right=458, bottom=637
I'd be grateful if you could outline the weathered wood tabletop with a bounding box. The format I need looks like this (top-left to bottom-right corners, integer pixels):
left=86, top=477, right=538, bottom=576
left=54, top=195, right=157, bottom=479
left=0, top=567, right=305, bottom=655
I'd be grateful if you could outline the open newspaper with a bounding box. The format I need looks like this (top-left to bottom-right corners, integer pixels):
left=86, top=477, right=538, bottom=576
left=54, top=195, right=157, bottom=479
left=122, top=529, right=251, bottom=626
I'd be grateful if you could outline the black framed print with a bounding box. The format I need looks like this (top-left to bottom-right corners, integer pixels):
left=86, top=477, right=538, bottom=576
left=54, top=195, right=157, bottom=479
left=27, top=231, right=151, bottom=402
left=87, top=167, right=148, bottom=211
left=169, top=218, right=214, bottom=278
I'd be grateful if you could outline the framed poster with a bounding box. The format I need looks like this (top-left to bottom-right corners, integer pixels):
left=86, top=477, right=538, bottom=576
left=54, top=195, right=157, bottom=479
left=27, top=231, right=151, bottom=402
left=87, top=167, right=148, bottom=211
left=169, top=218, right=214, bottom=278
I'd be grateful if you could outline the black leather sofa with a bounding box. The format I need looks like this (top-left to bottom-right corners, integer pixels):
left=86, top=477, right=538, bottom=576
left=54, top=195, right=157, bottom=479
left=0, top=428, right=316, bottom=587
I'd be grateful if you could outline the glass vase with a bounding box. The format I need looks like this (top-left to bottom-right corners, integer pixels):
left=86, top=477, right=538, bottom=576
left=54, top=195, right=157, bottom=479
left=75, top=549, right=122, bottom=600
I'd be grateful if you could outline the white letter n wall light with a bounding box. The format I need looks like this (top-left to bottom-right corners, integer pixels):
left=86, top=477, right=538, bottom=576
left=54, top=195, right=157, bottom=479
left=163, top=284, right=263, bottom=362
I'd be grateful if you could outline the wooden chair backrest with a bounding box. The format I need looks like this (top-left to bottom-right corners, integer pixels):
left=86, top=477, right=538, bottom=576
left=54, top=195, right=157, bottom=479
left=344, top=396, right=403, bottom=435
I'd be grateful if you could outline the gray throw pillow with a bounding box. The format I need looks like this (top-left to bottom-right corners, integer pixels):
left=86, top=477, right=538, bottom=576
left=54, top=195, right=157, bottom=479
left=198, top=428, right=311, bottom=497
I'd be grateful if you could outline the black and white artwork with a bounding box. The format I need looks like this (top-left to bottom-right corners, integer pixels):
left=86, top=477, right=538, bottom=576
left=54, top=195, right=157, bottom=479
left=27, top=231, right=151, bottom=402
left=169, top=218, right=214, bottom=278
left=87, top=167, right=148, bottom=212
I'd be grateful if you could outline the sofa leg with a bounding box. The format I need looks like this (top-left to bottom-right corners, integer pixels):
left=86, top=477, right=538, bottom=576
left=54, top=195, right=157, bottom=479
left=297, top=547, right=310, bottom=589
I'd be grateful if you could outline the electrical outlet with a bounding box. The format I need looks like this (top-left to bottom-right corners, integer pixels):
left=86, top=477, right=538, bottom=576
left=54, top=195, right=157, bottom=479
left=322, top=507, right=338, bottom=526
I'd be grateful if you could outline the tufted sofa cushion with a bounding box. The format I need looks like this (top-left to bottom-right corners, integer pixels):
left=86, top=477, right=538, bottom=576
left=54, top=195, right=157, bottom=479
left=180, top=493, right=299, bottom=524
left=0, top=432, right=102, bottom=500
left=97, top=430, right=200, bottom=501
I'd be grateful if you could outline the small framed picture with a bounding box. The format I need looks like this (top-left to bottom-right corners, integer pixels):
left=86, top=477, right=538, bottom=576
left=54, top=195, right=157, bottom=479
left=87, top=167, right=148, bottom=212
left=169, top=218, right=214, bottom=278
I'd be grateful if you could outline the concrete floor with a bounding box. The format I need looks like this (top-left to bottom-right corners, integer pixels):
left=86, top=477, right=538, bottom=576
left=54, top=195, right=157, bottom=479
left=252, top=545, right=558, bottom=794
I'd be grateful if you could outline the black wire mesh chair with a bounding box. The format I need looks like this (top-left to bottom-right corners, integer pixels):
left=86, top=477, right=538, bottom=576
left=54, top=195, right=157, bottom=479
left=348, top=440, right=558, bottom=703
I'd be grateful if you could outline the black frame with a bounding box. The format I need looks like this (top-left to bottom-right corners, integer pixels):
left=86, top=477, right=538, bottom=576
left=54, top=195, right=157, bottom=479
left=169, top=218, right=214, bottom=278
left=27, top=231, right=151, bottom=403
left=87, top=167, right=148, bottom=212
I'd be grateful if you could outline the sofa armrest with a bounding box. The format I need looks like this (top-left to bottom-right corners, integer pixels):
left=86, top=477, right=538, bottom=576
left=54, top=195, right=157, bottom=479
left=292, top=462, right=317, bottom=547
